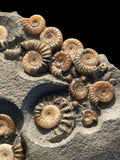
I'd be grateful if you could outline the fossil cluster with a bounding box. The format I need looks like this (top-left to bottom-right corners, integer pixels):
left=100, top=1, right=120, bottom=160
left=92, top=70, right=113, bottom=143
left=0, top=11, right=117, bottom=160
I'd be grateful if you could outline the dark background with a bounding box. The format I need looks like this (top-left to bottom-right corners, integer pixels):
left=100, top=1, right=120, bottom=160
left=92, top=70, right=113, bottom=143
left=0, top=2, right=119, bottom=68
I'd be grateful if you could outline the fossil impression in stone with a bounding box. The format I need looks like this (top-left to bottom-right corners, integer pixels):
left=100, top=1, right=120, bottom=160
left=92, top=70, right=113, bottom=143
left=89, top=81, right=114, bottom=105
left=34, top=96, right=75, bottom=136
left=22, top=14, right=45, bottom=34
left=21, top=39, right=51, bottom=76
left=0, top=25, right=8, bottom=48
left=50, top=50, right=72, bottom=77
left=62, top=38, right=84, bottom=60
left=69, top=78, right=88, bottom=100
left=0, top=141, right=25, bottom=160
left=40, top=26, right=63, bottom=51
left=0, top=114, right=15, bottom=139
left=73, top=48, right=99, bottom=75
left=82, top=109, right=98, bottom=126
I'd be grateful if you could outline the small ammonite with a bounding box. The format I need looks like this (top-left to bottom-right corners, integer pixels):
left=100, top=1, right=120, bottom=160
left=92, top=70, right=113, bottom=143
left=62, top=38, right=84, bottom=60
left=73, top=48, right=99, bottom=75
left=40, top=26, right=63, bottom=50
left=69, top=78, right=88, bottom=100
left=21, top=40, right=51, bottom=76
left=50, top=50, right=72, bottom=77
left=22, top=14, right=46, bottom=34
left=0, top=114, right=15, bottom=139
left=0, top=141, right=25, bottom=160
left=34, top=96, right=75, bottom=136
left=89, top=81, right=114, bottom=105
left=82, top=109, right=98, bottom=126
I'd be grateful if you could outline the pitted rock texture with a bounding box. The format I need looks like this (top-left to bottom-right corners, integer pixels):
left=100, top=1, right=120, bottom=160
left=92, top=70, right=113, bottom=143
left=0, top=11, right=120, bottom=160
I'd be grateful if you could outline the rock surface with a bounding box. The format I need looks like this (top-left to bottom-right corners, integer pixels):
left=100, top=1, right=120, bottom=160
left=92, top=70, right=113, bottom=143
left=0, top=11, right=120, bottom=160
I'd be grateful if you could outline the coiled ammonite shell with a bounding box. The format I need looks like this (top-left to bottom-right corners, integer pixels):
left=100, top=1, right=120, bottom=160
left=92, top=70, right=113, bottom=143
left=34, top=96, right=75, bottom=136
left=82, top=109, right=98, bottom=126
left=74, top=48, right=99, bottom=75
left=0, top=114, right=15, bottom=139
left=21, top=39, right=51, bottom=76
left=22, top=14, right=46, bottom=34
left=0, top=141, right=24, bottom=160
left=50, top=50, right=72, bottom=77
left=69, top=78, right=88, bottom=100
left=40, top=26, right=63, bottom=50
left=89, top=81, right=114, bottom=104
left=62, top=38, right=84, bottom=60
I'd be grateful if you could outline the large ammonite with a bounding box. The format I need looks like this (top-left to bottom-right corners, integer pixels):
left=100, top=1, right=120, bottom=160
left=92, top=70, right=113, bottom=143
left=34, top=96, right=75, bottom=136
left=73, top=48, right=99, bottom=75
left=62, top=38, right=84, bottom=61
left=40, top=26, right=63, bottom=51
left=50, top=50, right=72, bottom=77
left=89, top=81, right=114, bottom=105
left=0, top=141, right=25, bottom=160
left=69, top=78, right=88, bottom=100
left=21, top=39, right=51, bottom=76
left=0, top=114, right=15, bottom=139
left=22, top=14, right=46, bottom=34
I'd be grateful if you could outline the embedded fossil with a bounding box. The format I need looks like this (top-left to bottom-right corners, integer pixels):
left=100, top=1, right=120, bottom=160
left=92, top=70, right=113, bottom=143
left=72, top=101, right=79, bottom=108
left=50, top=50, right=72, bottom=77
left=62, top=38, right=84, bottom=60
left=0, top=114, right=15, bottom=139
left=21, top=39, right=51, bottom=76
left=40, top=26, right=63, bottom=51
left=69, top=78, right=88, bottom=100
left=0, top=25, right=8, bottom=48
left=73, top=48, right=99, bottom=75
left=82, top=109, right=98, bottom=126
left=34, top=96, right=75, bottom=136
left=0, top=141, right=25, bottom=160
left=3, top=46, right=22, bottom=59
left=89, top=81, right=114, bottom=105
left=22, top=14, right=46, bottom=34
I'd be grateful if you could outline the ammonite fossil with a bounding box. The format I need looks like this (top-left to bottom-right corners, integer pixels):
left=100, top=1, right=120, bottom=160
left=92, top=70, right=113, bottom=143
left=69, top=78, right=88, bottom=100
left=62, top=38, right=84, bottom=60
left=73, top=48, right=99, bottom=75
left=82, top=109, right=98, bottom=126
left=21, top=39, right=51, bottom=76
left=0, top=141, right=25, bottom=160
left=0, top=114, right=15, bottom=139
left=40, top=26, right=63, bottom=51
left=22, top=14, right=46, bottom=34
left=50, top=50, right=72, bottom=77
left=89, top=81, right=114, bottom=105
left=34, top=96, right=75, bottom=136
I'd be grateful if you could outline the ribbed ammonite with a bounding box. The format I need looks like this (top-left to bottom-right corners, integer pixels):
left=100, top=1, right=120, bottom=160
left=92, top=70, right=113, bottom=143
left=34, top=96, right=75, bottom=136
left=82, top=109, right=98, bottom=126
left=89, top=81, right=114, bottom=105
left=22, top=14, right=46, bottom=34
left=69, top=78, right=88, bottom=100
left=21, top=39, right=51, bottom=76
left=73, top=48, right=99, bottom=75
left=40, top=26, right=63, bottom=51
left=50, top=50, right=72, bottom=77
left=62, top=38, right=84, bottom=60
left=0, top=114, right=15, bottom=139
left=0, top=140, right=25, bottom=160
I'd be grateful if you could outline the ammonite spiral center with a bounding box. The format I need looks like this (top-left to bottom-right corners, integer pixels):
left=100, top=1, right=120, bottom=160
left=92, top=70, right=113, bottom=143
left=81, top=53, right=97, bottom=66
left=45, top=32, right=54, bottom=40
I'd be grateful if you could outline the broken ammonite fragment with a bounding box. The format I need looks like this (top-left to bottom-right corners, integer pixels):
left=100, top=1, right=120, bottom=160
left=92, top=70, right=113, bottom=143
left=0, top=25, right=8, bottom=41
left=89, top=81, right=114, bottom=105
left=34, top=96, right=75, bottom=136
left=40, top=26, right=63, bottom=50
left=82, top=109, right=98, bottom=126
left=0, top=114, right=15, bottom=139
left=62, top=38, right=84, bottom=60
left=50, top=50, right=72, bottom=77
left=22, top=14, right=46, bottom=34
left=73, top=48, right=99, bottom=75
left=69, top=78, right=88, bottom=100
